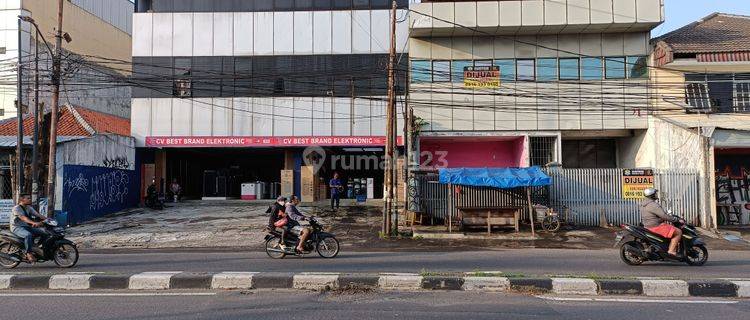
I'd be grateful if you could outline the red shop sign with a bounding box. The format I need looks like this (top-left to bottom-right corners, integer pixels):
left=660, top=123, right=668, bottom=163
left=145, top=136, right=404, bottom=147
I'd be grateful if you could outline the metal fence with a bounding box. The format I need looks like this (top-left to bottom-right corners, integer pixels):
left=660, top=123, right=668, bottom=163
left=408, top=168, right=701, bottom=227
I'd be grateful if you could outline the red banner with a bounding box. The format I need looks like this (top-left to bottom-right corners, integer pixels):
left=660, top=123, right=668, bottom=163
left=145, top=136, right=404, bottom=147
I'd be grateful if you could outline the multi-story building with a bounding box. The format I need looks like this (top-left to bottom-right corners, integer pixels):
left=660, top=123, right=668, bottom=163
left=647, top=12, right=750, bottom=227
left=0, top=0, right=134, bottom=119
left=407, top=0, right=663, bottom=169
left=130, top=0, right=409, bottom=199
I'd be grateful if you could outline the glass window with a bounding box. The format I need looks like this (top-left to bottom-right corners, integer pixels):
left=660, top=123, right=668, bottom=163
left=432, top=60, right=451, bottom=82
left=559, top=58, right=580, bottom=80
left=581, top=57, right=603, bottom=80
left=275, top=0, right=294, bottom=10
left=627, top=56, right=648, bottom=79
left=495, top=59, right=515, bottom=82
left=353, top=0, right=369, bottom=9
left=333, top=0, right=351, bottom=9
left=295, top=0, right=314, bottom=10
left=451, top=60, right=473, bottom=83
left=517, top=59, right=535, bottom=81
left=735, top=83, right=750, bottom=112
left=537, top=58, right=557, bottom=81
left=255, top=0, right=273, bottom=10
left=474, top=60, right=493, bottom=67
left=314, top=0, right=333, bottom=9
left=605, top=57, right=626, bottom=79
left=410, top=60, right=431, bottom=83
left=685, top=83, right=710, bottom=111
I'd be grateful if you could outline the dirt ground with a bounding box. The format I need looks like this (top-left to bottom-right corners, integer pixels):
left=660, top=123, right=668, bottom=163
left=67, top=201, right=750, bottom=251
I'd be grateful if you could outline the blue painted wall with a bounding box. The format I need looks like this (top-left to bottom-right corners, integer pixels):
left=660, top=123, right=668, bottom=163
left=62, top=165, right=139, bottom=225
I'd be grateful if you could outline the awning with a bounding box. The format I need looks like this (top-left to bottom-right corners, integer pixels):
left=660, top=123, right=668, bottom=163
left=713, top=129, right=750, bottom=148
left=439, top=167, right=552, bottom=189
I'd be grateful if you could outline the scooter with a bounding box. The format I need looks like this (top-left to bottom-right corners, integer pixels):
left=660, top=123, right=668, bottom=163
left=264, top=217, right=340, bottom=259
left=0, top=219, right=79, bottom=268
left=615, top=214, right=708, bottom=266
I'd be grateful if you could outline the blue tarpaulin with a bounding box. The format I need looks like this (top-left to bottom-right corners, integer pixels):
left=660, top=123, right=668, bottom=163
left=438, top=167, right=552, bottom=189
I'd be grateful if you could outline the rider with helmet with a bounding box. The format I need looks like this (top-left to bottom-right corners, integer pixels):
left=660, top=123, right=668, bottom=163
left=640, top=188, right=684, bottom=257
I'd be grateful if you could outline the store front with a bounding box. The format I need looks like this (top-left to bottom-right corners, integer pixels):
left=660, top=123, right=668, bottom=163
left=419, top=136, right=529, bottom=169
left=140, top=136, right=402, bottom=202
left=713, top=130, right=750, bottom=227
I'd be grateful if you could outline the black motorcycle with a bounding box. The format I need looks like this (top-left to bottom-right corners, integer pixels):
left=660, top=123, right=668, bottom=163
left=615, top=214, right=707, bottom=266
left=0, top=219, right=79, bottom=268
left=264, top=217, right=340, bottom=259
left=145, top=184, right=165, bottom=210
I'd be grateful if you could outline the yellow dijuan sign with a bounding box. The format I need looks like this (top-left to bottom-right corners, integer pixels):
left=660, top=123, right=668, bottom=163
left=622, top=169, right=655, bottom=199
left=463, top=66, right=500, bottom=88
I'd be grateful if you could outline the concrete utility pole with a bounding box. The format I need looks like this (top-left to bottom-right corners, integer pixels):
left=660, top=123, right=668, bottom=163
left=46, top=0, right=64, bottom=217
left=383, top=1, right=397, bottom=236
left=15, top=18, right=24, bottom=202
left=31, top=30, right=40, bottom=206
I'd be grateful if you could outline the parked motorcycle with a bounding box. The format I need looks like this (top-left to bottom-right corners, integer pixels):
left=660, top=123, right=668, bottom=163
left=145, top=184, right=165, bottom=210
left=264, top=217, right=340, bottom=259
left=0, top=219, right=79, bottom=268
left=615, top=214, right=707, bottom=266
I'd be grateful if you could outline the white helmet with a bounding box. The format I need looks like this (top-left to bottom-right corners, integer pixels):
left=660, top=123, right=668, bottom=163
left=643, top=188, right=657, bottom=198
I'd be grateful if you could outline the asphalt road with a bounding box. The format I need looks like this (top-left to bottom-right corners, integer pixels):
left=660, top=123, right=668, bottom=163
left=3, top=249, right=750, bottom=278
left=0, top=290, right=747, bottom=320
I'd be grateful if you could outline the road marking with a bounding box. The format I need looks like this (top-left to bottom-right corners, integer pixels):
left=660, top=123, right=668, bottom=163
left=0, top=292, right=217, bottom=297
left=537, top=296, right=738, bottom=304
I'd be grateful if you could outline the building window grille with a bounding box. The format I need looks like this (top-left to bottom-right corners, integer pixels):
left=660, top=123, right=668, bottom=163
left=735, top=82, right=750, bottom=112
left=530, top=136, right=557, bottom=167
left=685, top=83, right=711, bottom=111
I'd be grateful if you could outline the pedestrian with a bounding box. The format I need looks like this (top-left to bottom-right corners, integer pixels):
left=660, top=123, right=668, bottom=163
left=329, top=172, right=343, bottom=210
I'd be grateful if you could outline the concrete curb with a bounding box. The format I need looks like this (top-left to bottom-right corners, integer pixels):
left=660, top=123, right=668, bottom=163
left=0, top=272, right=745, bottom=297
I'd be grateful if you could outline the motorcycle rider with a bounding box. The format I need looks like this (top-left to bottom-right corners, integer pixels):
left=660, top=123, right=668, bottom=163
left=285, top=195, right=311, bottom=253
left=266, top=196, right=289, bottom=249
left=9, top=194, right=48, bottom=262
left=640, top=188, right=684, bottom=258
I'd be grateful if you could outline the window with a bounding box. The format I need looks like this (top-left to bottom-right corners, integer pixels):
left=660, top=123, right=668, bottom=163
left=295, top=0, right=314, bottom=10
left=474, top=60, right=493, bottom=68
left=685, top=83, right=710, bottom=111
left=495, top=59, right=515, bottom=82
left=333, top=0, right=351, bottom=9
left=517, top=59, right=535, bottom=81
left=627, top=56, right=648, bottom=79
left=410, top=60, right=431, bottom=83
left=581, top=57, right=603, bottom=80
left=735, top=83, right=750, bottom=112
left=530, top=136, right=557, bottom=166
left=562, top=139, right=617, bottom=168
left=451, top=60, right=472, bottom=83
left=536, top=58, right=557, bottom=81
left=314, top=0, right=333, bottom=9
left=605, top=57, right=626, bottom=79
left=559, top=58, right=580, bottom=80
left=173, top=58, right=192, bottom=98
left=274, top=0, right=295, bottom=10
left=432, top=60, right=451, bottom=82
left=353, top=0, right=369, bottom=9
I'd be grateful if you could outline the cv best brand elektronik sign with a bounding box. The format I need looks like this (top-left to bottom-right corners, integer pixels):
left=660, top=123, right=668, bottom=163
left=145, top=136, right=404, bottom=147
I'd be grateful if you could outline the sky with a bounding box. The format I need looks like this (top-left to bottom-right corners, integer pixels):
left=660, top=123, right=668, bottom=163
left=654, top=0, right=750, bottom=36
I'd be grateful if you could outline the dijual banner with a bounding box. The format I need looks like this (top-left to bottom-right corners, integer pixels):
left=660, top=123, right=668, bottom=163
left=62, top=165, right=139, bottom=225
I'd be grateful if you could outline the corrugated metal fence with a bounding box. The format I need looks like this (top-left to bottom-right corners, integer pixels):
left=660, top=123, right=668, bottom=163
left=409, top=168, right=701, bottom=227
left=546, top=168, right=700, bottom=226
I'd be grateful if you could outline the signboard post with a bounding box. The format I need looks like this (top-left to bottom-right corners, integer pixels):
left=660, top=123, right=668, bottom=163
left=463, top=66, right=500, bottom=88
left=622, top=169, right=654, bottom=199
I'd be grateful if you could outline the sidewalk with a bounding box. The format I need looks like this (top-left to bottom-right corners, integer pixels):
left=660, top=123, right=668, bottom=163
left=66, top=201, right=750, bottom=251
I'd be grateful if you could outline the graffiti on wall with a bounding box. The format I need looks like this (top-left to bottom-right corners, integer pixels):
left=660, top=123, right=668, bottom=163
left=63, top=165, right=138, bottom=225
left=716, top=165, right=750, bottom=226
left=102, top=156, right=132, bottom=170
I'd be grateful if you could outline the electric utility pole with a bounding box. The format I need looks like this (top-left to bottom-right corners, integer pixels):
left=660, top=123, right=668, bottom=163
left=31, top=30, right=40, bottom=206
left=15, top=18, right=24, bottom=202
left=383, top=1, right=397, bottom=236
left=46, top=0, right=64, bottom=217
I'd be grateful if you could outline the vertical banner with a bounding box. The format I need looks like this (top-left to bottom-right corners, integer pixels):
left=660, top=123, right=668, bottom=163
left=622, top=169, right=655, bottom=199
